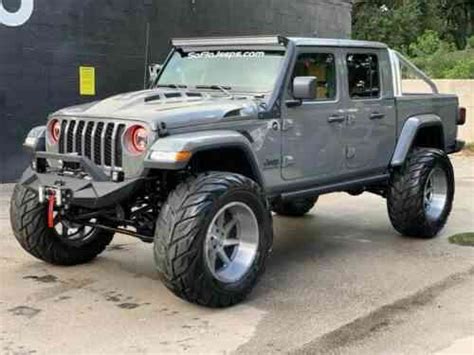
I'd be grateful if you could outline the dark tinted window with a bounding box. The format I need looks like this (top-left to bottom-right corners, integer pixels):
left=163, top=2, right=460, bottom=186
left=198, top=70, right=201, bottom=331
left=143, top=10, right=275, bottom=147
left=347, top=54, right=380, bottom=99
left=292, top=53, right=337, bottom=100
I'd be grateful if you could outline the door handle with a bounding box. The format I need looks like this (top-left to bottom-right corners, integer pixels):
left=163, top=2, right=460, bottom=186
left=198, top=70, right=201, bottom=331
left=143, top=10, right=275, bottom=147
left=370, top=112, right=385, bottom=120
left=328, top=115, right=346, bottom=123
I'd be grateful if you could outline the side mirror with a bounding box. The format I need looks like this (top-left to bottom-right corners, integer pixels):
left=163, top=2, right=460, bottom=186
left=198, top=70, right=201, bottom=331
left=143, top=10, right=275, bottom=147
left=293, top=76, right=317, bottom=100
left=148, top=63, right=163, bottom=87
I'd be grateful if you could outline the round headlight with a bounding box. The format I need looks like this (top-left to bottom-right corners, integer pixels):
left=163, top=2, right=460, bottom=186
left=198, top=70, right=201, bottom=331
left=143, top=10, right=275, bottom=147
left=49, top=119, right=61, bottom=144
left=126, top=125, right=149, bottom=154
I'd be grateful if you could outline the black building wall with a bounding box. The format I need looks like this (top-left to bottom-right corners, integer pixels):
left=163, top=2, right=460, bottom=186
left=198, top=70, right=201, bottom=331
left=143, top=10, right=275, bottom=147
left=0, top=0, right=352, bottom=182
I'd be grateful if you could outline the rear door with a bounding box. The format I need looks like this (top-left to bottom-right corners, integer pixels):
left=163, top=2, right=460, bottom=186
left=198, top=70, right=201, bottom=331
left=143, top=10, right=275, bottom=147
left=340, top=49, right=396, bottom=175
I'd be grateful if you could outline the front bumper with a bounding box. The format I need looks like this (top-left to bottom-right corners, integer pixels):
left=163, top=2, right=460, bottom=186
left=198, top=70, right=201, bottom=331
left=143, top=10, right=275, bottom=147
left=20, top=152, right=143, bottom=209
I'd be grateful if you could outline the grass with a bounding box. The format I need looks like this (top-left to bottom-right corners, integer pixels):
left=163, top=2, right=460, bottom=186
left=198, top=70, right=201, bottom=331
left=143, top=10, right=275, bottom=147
left=464, top=143, right=474, bottom=154
left=457, top=143, right=474, bottom=157
left=449, top=233, right=474, bottom=247
left=455, top=143, right=474, bottom=156
left=412, top=49, right=474, bottom=79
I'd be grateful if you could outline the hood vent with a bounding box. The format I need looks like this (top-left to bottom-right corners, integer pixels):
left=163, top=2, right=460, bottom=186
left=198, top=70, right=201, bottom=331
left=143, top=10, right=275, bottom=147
left=145, top=91, right=205, bottom=103
left=144, top=94, right=161, bottom=103
left=164, top=92, right=181, bottom=99
left=224, top=108, right=242, bottom=118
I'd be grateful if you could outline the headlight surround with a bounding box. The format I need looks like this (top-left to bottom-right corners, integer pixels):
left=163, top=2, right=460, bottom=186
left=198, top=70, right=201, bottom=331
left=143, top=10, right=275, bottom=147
left=125, top=125, right=149, bottom=154
left=48, top=119, right=61, bottom=144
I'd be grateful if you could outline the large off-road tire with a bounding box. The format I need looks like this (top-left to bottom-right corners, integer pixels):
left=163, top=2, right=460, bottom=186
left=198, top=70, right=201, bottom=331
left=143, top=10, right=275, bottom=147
left=154, top=172, right=273, bottom=308
left=273, top=197, right=318, bottom=217
left=10, top=184, right=114, bottom=265
left=387, top=148, right=454, bottom=238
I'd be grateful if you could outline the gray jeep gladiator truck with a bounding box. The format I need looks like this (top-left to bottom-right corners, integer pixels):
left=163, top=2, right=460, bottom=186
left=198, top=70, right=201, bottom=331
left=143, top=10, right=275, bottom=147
left=12, top=36, right=466, bottom=307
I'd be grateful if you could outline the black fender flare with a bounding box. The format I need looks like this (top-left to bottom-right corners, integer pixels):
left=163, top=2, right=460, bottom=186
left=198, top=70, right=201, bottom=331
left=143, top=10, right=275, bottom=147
left=391, top=114, right=444, bottom=167
left=143, top=130, right=265, bottom=186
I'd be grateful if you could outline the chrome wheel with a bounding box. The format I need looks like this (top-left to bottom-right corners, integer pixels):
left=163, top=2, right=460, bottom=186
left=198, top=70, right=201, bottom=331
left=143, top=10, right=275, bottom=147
left=423, top=166, right=448, bottom=222
left=204, top=202, right=259, bottom=283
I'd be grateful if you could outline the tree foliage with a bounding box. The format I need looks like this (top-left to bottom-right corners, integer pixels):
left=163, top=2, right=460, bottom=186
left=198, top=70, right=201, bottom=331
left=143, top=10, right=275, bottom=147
left=352, top=0, right=474, bottom=78
left=408, top=30, right=455, bottom=57
left=353, top=0, right=473, bottom=52
left=411, top=47, right=474, bottom=79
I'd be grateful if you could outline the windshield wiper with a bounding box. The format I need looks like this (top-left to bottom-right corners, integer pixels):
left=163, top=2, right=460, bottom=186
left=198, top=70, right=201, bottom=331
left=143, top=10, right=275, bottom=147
left=156, top=84, right=187, bottom=89
left=195, top=85, right=232, bottom=97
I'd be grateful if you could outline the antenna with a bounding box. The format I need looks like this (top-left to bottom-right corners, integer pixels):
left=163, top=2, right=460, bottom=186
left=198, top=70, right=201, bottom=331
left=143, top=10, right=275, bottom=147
left=143, top=0, right=153, bottom=88
left=143, top=22, right=151, bottom=88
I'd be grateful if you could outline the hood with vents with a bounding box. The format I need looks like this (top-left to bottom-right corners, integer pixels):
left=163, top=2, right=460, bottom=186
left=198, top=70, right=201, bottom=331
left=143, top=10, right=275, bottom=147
left=54, top=89, right=261, bottom=131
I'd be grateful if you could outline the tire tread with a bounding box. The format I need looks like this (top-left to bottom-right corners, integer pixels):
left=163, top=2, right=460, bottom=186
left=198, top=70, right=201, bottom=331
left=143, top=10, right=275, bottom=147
left=154, top=172, right=273, bottom=307
left=387, top=148, right=454, bottom=238
left=10, top=184, right=114, bottom=265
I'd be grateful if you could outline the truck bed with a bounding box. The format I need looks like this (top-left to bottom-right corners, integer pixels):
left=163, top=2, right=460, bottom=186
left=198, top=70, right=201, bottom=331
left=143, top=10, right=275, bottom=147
left=395, top=94, right=459, bottom=152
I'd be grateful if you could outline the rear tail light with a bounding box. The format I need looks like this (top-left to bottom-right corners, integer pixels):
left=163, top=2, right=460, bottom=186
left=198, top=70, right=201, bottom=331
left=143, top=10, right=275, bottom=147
left=48, top=119, right=61, bottom=144
left=125, top=125, right=149, bottom=154
left=457, top=107, right=466, bottom=126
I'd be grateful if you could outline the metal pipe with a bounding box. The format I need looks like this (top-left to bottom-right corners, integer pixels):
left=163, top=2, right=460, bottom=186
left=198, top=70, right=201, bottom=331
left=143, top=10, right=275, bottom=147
left=394, top=50, right=439, bottom=94
left=82, top=221, right=154, bottom=242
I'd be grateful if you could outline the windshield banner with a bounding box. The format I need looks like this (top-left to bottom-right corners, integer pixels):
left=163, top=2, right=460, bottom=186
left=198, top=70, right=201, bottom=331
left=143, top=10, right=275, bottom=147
left=188, top=51, right=265, bottom=59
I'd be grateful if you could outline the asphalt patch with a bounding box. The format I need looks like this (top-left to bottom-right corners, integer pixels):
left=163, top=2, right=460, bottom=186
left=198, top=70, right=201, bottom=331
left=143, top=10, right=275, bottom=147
left=107, top=244, right=128, bottom=251
left=117, top=303, right=140, bottom=310
left=105, top=294, right=122, bottom=302
left=54, top=295, right=71, bottom=302
left=102, top=290, right=143, bottom=309
left=8, top=306, right=42, bottom=318
left=449, top=232, right=474, bottom=247
left=23, top=275, right=58, bottom=283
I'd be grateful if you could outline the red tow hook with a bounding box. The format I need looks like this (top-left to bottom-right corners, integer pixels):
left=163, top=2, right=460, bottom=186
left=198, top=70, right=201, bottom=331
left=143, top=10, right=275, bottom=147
left=47, top=194, right=55, bottom=228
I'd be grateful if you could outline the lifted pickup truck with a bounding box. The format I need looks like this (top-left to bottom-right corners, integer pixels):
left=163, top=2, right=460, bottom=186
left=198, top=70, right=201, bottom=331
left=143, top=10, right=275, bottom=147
left=12, top=36, right=466, bottom=307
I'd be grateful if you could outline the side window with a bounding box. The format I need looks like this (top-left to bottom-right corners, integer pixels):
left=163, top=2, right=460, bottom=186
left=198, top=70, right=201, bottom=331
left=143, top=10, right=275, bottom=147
left=347, top=53, right=380, bottom=99
left=292, top=53, right=337, bottom=101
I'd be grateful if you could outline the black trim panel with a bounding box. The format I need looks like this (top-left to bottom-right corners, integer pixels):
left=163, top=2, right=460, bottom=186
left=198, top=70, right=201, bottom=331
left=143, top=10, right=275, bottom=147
left=280, top=174, right=389, bottom=200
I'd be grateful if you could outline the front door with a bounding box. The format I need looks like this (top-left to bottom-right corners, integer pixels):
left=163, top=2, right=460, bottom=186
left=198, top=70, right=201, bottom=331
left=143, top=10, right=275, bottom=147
left=281, top=48, right=346, bottom=182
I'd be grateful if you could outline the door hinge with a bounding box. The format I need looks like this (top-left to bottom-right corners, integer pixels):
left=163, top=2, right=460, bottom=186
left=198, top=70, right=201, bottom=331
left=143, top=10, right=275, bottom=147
left=346, top=114, right=356, bottom=125
left=345, top=146, right=356, bottom=159
left=281, top=119, right=294, bottom=131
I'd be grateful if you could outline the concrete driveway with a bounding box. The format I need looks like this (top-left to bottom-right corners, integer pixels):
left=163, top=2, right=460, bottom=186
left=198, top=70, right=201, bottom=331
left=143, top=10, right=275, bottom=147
left=1, top=156, right=473, bottom=355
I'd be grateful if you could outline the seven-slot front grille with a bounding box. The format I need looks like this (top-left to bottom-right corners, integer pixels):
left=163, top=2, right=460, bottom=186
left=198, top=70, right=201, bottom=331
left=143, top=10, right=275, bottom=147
left=58, top=119, right=126, bottom=169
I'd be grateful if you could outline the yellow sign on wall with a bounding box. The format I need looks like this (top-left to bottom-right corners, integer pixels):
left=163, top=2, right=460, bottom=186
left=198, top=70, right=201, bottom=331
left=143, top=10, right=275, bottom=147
left=79, top=66, right=96, bottom=96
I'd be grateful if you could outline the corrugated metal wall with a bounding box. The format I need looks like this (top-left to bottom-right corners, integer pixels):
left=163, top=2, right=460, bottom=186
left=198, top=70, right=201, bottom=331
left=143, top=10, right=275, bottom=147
left=0, top=0, right=352, bottom=182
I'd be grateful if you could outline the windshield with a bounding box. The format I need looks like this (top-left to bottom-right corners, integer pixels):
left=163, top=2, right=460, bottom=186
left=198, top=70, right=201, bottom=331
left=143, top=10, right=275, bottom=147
left=157, top=50, right=285, bottom=93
